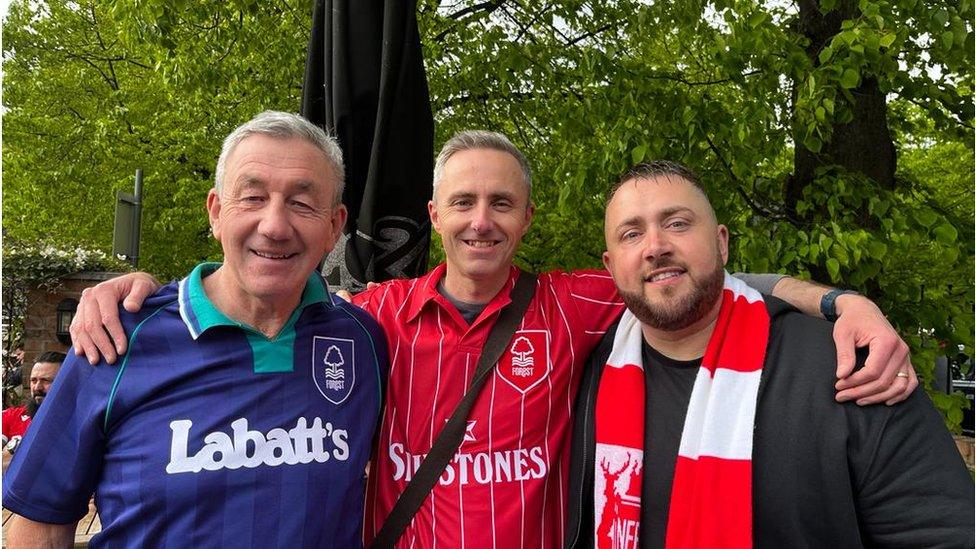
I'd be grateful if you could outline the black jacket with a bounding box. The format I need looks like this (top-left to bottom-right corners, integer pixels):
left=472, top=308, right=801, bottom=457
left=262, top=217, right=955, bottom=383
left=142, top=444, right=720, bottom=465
left=567, top=297, right=975, bottom=548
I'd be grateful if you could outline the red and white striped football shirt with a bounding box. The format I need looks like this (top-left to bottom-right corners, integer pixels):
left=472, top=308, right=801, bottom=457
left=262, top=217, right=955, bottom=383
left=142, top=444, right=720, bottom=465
left=356, top=264, right=624, bottom=548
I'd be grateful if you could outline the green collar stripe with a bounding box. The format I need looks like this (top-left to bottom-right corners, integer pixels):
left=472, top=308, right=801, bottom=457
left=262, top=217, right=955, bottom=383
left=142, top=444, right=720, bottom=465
left=177, top=262, right=332, bottom=374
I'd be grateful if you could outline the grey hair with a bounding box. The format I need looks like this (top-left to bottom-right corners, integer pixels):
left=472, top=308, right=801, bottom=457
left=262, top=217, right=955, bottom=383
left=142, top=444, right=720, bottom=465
left=432, top=130, right=532, bottom=196
left=214, top=111, right=345, bottom=204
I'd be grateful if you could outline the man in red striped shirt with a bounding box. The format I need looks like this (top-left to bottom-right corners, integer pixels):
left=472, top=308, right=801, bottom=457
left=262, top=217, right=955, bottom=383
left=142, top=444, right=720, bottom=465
left=355, top=134, right=626, bottom=547
left=351, top=132, right=916, bottom=548
left=70, top=130, right=916, bottom=548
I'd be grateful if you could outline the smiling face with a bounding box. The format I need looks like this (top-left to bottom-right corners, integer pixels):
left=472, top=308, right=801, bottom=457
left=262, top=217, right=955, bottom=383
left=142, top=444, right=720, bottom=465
left=207, top=134, right=346, bottom=312
left=603, top=174, right=728, bottom=331
left=429, top=148, right=534, bottom=299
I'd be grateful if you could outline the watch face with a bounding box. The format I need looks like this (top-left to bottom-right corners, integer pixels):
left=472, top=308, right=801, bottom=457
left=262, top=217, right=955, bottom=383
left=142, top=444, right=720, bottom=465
left=821, top=289, right=856, bottom=321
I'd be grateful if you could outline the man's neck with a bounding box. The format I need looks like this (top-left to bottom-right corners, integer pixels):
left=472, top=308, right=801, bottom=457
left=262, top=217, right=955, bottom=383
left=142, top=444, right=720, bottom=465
left=203, top=268, right=300, bottom=338
left=440, top=267, right=510, bottom=305
left=640, top=298, right=723, bottom=361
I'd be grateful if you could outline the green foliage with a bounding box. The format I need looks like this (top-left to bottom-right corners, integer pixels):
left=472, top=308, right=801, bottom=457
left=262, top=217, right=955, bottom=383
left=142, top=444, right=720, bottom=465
left=2, top=0, right=973, bottom=427
left=3, top=238, right=131, bottom=291
left=2, top=237, right=132, bottom=353
left=415, top=0, right=973, bottom=428
left=2, top=0, right=314, bottom=280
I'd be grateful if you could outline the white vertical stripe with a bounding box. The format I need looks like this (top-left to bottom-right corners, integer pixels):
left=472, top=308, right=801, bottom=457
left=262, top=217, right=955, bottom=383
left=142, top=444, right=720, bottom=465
left=458, top=353, right=470, bottom=549
left=515, top=315, right=528, bottom=549
left=428, top=307, right=445, bottom=547
left=488, top=374, right=497, bottom=549
left=392, top=277, right=418, bottom=317
left=536, top=289, right=554, bottom=549
left=546, top=277, right=573, bottom=545
left=405, top=314, right=423, bottom=455
left=519, top=389, right=527, bottom=548
left=677, top=368, right=762, bottom=460
left=372, top=290, right=400, bottom=534
left=540, top=346, right=554, bottom=549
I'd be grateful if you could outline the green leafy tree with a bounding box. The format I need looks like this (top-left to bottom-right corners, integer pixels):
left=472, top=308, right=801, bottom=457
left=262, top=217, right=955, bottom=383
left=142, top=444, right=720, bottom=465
left=2, top=0, right=314, bottom=280
left=3, top=0, right=972, bottom=425
left=417, top=0, right=973, bottom=427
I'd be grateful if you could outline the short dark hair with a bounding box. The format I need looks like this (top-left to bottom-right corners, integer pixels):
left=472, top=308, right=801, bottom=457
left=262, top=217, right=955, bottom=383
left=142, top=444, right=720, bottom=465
left=35, top=351, right=66, bottom=365
left=608, top=160, right=704, bottom=205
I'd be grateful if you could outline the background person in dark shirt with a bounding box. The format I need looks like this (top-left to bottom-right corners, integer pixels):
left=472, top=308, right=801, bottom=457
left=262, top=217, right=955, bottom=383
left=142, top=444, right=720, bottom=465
left=567, top=161, right=974, bottom=549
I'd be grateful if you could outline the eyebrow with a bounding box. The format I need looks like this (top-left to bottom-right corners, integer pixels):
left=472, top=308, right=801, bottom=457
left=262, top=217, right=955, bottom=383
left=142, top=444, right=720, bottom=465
left=236, top=176, right=314, bottom=192
left=445, top=190, right=518, bottom=202
left=613, top=207, right=696, bottom=232
left=658, top=206, right=695, bottom=219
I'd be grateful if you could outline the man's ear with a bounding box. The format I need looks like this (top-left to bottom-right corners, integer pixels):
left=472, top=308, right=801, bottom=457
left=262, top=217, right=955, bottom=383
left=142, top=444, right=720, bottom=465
left=206, top=189, right=222, bottom=241
left=717, top=224, right=729, bottom=265
left=428, top=200, right=441, bottom=234
left=326, top=204, right=348, bottom=253
left=522, top=202, right=536, bottom=235
left=602, top=250, right=612, bottom=273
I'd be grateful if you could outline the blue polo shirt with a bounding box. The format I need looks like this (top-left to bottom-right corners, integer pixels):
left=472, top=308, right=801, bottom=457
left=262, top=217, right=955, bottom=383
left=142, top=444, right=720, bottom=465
left=3, top=263, right=388, bottom=548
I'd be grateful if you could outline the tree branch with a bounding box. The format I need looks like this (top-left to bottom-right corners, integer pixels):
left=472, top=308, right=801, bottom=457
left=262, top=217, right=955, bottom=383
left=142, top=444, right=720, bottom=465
left=433, top=0, right=506, bottom=42
left=703, top=133, right=792, bottom=222
left=564, top=22, right=615, bottom=47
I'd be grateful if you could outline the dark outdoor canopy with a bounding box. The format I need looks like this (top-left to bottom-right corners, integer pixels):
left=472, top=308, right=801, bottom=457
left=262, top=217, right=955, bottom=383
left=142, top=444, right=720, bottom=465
left=302, top=0, right=434, bottom=290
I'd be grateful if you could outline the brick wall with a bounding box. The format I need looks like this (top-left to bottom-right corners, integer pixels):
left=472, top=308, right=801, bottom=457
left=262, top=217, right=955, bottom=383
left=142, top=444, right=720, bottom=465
left=20, top=272, right=124, bottom=378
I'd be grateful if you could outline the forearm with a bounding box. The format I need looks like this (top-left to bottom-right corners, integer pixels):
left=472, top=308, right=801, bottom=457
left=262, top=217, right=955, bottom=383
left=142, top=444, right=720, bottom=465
left=7, top=515, right=75, bottom=548
left=766, top=276, right=833, bottom=318
left=732, top=272, right=787, bottom=296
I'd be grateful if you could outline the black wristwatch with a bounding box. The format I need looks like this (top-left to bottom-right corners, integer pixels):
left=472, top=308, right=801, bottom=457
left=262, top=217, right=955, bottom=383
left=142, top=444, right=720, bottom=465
left=820, top=289, right=858, bottom=322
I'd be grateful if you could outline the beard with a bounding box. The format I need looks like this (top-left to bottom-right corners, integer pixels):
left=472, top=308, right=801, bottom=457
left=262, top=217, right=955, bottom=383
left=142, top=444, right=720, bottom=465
left=619, top=257, right=726, bottom=331
left=26, top=396, right=42, bottom=417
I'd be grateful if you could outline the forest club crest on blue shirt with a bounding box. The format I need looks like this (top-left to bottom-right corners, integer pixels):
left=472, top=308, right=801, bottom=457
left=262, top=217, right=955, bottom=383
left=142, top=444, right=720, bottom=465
left=312, top=336, right=356, bottom=405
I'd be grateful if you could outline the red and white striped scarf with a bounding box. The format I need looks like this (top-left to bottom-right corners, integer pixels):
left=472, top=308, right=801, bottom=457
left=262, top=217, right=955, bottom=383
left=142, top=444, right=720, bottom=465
left=593, top=272, right=770, bottom=549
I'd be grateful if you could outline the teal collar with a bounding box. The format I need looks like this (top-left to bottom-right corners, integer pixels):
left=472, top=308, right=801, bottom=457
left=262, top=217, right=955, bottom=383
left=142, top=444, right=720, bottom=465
left=178, top=262, right=331, bottom=341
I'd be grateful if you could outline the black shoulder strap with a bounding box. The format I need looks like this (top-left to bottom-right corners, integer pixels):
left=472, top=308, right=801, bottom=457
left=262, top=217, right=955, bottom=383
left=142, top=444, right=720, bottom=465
left=371, top=270, right=538, bottom=548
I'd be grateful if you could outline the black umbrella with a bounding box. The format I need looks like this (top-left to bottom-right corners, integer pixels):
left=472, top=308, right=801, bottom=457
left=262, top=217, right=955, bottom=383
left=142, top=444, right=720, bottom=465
left=302, top=0, right=434, bottom=290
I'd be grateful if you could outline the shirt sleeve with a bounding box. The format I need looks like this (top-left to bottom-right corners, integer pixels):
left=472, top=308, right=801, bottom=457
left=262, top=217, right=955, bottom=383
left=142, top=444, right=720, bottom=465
left=852, top=388, right=975, bottom=545
left=731, top=272, right=786, bottom=295
left=562, top=269, right=626, bottom=335
left=1, top=352, right=113, bottom=524
left=351, top=281, right=389, bottom=318
left=1, top=408, right=14, bottom=442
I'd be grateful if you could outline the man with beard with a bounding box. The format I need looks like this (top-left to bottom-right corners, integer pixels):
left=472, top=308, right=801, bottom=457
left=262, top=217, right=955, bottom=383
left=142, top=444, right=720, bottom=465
left=567, top=161, right=974, bottom=549
left=1, top=351, right=65, bottom=454
left=67, top=134, right=919, bottom=547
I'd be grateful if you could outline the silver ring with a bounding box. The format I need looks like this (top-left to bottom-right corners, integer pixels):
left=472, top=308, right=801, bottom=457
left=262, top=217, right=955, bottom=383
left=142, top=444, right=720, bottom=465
left=896, top=371, right=909, bottom=379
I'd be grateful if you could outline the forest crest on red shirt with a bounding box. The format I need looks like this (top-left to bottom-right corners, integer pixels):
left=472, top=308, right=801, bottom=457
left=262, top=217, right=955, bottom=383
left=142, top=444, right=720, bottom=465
left=497, top=330, right=551, bottom=393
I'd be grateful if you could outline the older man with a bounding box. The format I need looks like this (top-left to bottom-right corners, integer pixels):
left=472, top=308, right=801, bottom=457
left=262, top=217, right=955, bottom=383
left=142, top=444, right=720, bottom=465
left=2, top=351, right=66, bottom=453
left=70, top=132, right=914, bottom=548
left=567, top=161, right=973, bottom=548
left=2, top=111, right=388, bottom=548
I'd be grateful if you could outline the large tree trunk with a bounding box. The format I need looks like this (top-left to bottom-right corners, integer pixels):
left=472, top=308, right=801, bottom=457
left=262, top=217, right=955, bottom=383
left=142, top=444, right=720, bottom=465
left=788, top=0, right=897, bottom=214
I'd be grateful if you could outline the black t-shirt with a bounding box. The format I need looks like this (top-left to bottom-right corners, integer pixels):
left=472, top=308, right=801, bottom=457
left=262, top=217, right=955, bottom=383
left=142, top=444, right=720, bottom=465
left=567, top=298, right=975, bottom=548
left=639, top=343, right=700, bottom=549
